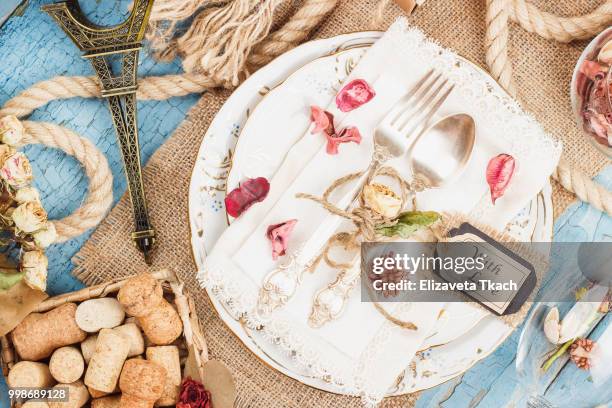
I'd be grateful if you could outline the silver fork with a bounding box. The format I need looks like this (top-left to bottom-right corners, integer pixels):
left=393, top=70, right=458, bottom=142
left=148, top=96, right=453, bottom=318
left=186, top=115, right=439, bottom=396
left=257, top=70, right=455, bottom=318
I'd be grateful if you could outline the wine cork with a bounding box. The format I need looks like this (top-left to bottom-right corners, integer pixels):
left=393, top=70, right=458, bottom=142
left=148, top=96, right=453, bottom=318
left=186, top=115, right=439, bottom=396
left=49, top=346, right=85, bottom=383
left=22, top=402, right=50, bottom=408
left=48, top=380, right=89, bottom=408
left=91, top=395, right=121, bottom=408
left=145, top=346, right=181, bottom=406
left=394, top=0, right=417, bottom=13
left=114, top=323, right=145, bottom=357
left=8, top=361, right=55, bottom=388
left=137, top=300, right=182, bottom=346
left=80, top=335, right=97, bottom=364
left=119, top=359, right=166, bottom=408
left=11, top=303, right=87, bottom=361
left=84, top=329, right=130, bottom=393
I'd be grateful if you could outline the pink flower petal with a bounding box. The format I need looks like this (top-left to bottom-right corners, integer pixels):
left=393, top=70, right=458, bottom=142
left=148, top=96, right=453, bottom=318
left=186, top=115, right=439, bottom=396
left=324, top=126, right=362, bottom=155
left=336, top=79, right=376, bottom=112
left=266, top=219, right=298, bottom=260
left=225, top=177, right=270, bottom=218
left=486, top=154, right=516, bottom=204
left=579, top=60, right=608, bottom=81
left=310, top=106, right=333, bottom=134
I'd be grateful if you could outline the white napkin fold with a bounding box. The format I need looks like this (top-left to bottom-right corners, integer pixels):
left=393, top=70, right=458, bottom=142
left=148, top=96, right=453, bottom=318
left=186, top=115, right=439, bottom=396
left=200, top=17, right=562, bottom=405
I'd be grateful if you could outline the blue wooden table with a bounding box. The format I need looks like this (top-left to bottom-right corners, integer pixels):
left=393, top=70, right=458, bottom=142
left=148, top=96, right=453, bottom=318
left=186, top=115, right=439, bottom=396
left=0, top=2, right=609, bottom=407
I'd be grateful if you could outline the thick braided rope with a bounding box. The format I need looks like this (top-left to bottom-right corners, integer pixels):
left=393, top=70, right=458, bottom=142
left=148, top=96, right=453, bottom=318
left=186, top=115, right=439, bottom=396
left=19, top=121, right=113, bottom=242
left=509, top=0, right=612, bottom=43
left=249, top=0, right=339, bottom=66
left=486, top=0, right=612, bottom=217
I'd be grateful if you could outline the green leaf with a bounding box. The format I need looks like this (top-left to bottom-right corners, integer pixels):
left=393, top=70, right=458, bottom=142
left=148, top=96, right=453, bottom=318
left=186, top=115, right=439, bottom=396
left=376, top=211, right=440, bottom=238
left=0, top=270, right=23, bottom=291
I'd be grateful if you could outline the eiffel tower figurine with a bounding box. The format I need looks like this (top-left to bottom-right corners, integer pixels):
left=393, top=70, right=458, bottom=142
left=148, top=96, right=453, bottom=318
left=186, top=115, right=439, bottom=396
left=42, top=0, right=156, bottom=263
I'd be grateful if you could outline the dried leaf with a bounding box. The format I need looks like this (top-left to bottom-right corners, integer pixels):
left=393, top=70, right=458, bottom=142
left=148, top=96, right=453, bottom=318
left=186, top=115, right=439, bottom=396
left=376, top=211, right=440, bottom=238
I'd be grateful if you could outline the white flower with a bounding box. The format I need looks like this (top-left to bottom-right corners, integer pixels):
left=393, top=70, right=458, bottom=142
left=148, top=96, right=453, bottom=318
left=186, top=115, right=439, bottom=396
left=0, top=152, right=32, bottom=188
left=0, top=115, right=24, bottom=146
left=12, top=201, right=48, bottom=233
left=21, top=250, right=48, bottom=292
left=363, top=183, right=402, bottom=218
left=33, top=222, right=57, bottom=248
left=15, top=187, right=41, bottom=204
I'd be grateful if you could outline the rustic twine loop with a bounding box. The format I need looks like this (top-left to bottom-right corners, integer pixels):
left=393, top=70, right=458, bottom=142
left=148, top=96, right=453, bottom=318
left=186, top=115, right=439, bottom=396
left=296, top=163, right=418, bottom=330
left=485, top=0, right=612, bottom=217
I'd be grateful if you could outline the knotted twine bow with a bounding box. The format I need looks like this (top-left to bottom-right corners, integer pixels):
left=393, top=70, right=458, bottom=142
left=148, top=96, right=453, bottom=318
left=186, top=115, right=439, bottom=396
left=296, top=163, right=420, bottom=330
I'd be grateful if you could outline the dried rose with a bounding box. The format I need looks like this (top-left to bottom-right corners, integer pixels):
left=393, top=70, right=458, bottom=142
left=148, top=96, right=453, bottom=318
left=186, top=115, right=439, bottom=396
left=486, top=153, right=516, bottom=204
left=0, top=145, right=14, bottom=167
left=0, top=152, right=33, bottom=188
left=225, top=177, right=270, bottom=218
left=14, top=186, right=41, bottom=204
left=336, top=79, right=376, bottom=112
left=363, top=184, right=402, bottom=218
left=177, top=377, right=211, bottom=408
left=310, top=106, right=362, bottom=155
left=0, top=115, right=24, bottom=146
left=33, top=222, right=57, bottom=248
left=570, top=338, right=596, bottom=370
left=12, top=201, right=48, bottom=233
left=266, top=219, right=297, bottom=260
left=21, top=250, right=48, bottom=292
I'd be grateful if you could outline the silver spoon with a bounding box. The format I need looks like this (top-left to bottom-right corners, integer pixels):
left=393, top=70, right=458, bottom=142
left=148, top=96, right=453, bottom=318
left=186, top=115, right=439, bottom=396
left=308, top=113, right=476, bottom=328
left=408, top=113, right=476, bottom=191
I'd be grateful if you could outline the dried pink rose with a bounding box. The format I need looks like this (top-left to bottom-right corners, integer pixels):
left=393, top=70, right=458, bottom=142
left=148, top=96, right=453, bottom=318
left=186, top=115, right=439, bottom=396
left=225, top=177, right=270, bottom=218
left=486, top=153, right=516, bottom=204
left=336, top=79, right=376, bottom=112
left=266, top=219, right=298, bottom=260
left=310, top=106, right=362, bottom=155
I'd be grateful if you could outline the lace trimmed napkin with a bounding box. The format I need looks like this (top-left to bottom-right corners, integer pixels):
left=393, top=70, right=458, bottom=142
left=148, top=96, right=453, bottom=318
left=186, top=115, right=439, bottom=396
left=200, top=18, right=562, bottom=406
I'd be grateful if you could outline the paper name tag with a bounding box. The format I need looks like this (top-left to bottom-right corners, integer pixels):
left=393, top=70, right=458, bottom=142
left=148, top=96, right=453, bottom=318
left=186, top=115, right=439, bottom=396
left=435, top=223, right=537, bottom=315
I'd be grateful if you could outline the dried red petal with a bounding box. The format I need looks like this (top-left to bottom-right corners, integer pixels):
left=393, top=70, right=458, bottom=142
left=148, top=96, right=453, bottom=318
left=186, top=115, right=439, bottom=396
left=177, top=377, right=211, bottom=408
left=266, top=219, right=298, bottom=260
left=310, top=105, right=334, bottom=135
left=225, top=177, right=270, bottom=218
left=324, top=126, right=362, bottom=155
left=336, top=79, right=376, bottom=112
left=486, top=153, right=516, bottom=204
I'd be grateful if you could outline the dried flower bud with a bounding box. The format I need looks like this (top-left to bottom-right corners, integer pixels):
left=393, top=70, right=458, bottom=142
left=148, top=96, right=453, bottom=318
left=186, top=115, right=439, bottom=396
left=12, top=201, right=48, bottom=233
left=0, top=152, right=33, bottom=188
left=0, top=115, right=24, bottom=146
left=15, top=186, right=41, bottom=204
left=33, top=222, right=57, bottom=248
left=21, top=250, right=48, bottom=291
left=363, top=184, right=402, bottom=218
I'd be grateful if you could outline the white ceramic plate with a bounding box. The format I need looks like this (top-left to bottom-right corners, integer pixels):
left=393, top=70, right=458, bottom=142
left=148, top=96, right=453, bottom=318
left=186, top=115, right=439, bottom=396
left=189, top=32, right=553, bottom=396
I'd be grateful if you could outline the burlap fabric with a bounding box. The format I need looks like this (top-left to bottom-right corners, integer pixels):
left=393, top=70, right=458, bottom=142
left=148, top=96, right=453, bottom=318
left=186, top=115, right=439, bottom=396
left=73, top=1, right=610, bottom=406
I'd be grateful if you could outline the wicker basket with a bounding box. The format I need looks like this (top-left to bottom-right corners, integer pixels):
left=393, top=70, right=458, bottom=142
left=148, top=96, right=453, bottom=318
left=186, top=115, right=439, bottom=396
left=1, top=269, right=210, bottom=406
